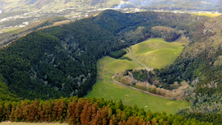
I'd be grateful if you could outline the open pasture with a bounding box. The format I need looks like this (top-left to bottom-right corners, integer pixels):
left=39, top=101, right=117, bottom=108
left=86, top=55, right=190, bottom=114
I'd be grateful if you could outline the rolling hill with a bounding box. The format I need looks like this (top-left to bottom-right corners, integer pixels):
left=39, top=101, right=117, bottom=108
left=131, top=38, right=183, bottom=68
left=120, top=14, right=222, bottom=123
left=1, top=0, right=222, bottom=13
left=0, top=10, right=205, bottom=100
left=0, top=0, right=120, bottom=12
left=1, top=9, right=222, bottom=124
left=128, top=0, right=222, bottom=11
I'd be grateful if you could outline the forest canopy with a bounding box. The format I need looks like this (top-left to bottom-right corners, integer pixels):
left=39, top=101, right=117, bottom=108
left=0, top=10, right=204, bottom=100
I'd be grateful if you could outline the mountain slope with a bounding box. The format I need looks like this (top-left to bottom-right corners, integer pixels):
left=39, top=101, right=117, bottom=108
left=156, top=15, right=222, bottom=94
left=0, top=18, right=121, bottom=99
left=0, top=8, right=222, bottom=124
left=0, top=10, right=206, bottom=100
left=1, top=0, right=222, bottom=13
left=123, top=15, right=222, bottom=120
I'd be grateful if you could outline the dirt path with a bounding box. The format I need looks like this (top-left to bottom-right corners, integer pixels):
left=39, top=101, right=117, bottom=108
left=111, top=48, right=185, bottom=100
left=111, top=75, right=176, bottom=100
left=128, top=48, right=151, bottom=71
left=111, top=48, right=175, bottom=100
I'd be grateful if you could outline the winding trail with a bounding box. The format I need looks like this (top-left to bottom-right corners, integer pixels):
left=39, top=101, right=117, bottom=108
left=128, top=48, right=151, bottom=71
left=111, top=75, right=175, bottom=100
left=111, top=47, right=175, bottom=100
left=111, top=47, right=184, bottom=100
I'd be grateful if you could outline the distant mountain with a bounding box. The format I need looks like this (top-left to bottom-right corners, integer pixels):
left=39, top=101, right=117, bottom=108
left=0, top=0, right=120, bottom=12
left=1, top=0, right=222, bottom=13
left=128, top=0, right=221, bottom=6
left=1, top=0, right=221, bottom=36
left=0, top=0, right=121, bottom=37
left=118, top=0, right=222, bottom=11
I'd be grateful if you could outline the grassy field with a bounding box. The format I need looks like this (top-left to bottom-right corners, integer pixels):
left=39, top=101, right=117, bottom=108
left=106, top=58, right=141, bottom=73
left=131, top=38, right=183, bottom=69
left=131, top=38, right=178, bottom=55
left=1, top=38, right=189, bottom=124
left=192, top=13, right=221, bottom=18
left=135, top=48, right=182, bottom=69
left=86, top=55, right=190, bottom=114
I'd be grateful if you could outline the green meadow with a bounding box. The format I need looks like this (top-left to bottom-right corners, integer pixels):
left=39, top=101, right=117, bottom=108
left=86, top=38, right=190, bottom=114
left=131, top=38, right=183, bottom=68
left=131, top=38, right=178, bottom=55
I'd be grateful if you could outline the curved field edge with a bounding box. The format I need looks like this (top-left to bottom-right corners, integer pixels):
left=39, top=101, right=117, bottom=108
left=86, top=56, right=190, bottom=114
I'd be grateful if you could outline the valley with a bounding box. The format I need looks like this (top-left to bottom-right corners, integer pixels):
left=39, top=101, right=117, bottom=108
left=0, top=0, right=221, bottom=43
left=0, top=41, right=190, bottom=123
left=86, top=38, right=190, bottom=114
left=0, top=8, right=222, bottom=124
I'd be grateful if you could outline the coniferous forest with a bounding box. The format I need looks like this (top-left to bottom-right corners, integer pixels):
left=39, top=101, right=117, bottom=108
left=0, top=10, right=203, bottom=100
left=1, top=10, right=222, bottom=124
left=0, top=96, right=213, bottom=125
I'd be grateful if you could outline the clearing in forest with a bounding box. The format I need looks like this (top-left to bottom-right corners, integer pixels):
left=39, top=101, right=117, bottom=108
left=131, top=38, right=183, bottom=69
left=86, top=38, right=190, bottom=114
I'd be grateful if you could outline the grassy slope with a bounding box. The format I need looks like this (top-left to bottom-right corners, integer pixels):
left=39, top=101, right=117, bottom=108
left=132, top=38, right=178, bottom=55
left=132, top=38, right=183, bottom=69
left=86, top=56, right=190, bottom=114
left=106, top=59, right=140, bottom=73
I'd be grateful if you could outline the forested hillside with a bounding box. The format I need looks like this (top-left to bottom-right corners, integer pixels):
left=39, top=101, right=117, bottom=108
left=0, top=10, right=205, bottom=100
left=1, top=9, right=222, bottom=124
left=118, top=14, right=222, bottom=123
left=0, top=18, right=120, bottom=100
left=154, top=15, right=222, bottom=105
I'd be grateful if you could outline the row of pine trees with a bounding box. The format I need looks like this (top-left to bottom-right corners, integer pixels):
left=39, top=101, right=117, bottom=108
left=0, top=96, right=212, bottom=125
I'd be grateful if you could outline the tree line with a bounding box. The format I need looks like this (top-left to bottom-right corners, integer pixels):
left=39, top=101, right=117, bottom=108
left=0, top=96, right=212, bottom=125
